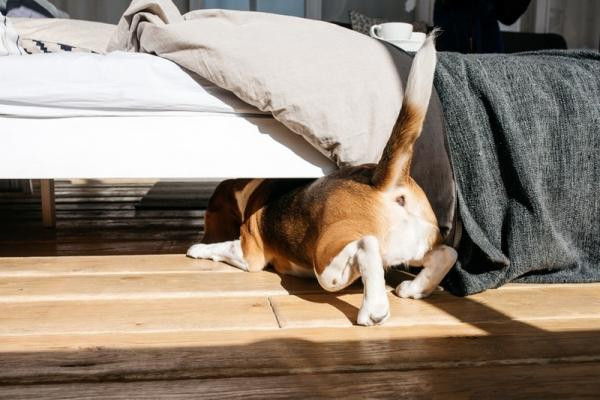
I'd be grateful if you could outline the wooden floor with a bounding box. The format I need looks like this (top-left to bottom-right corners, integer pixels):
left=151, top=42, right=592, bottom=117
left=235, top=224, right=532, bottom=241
left=1, top=181, right=599, bottom=399
left=0, top=180, right=209, bottom=257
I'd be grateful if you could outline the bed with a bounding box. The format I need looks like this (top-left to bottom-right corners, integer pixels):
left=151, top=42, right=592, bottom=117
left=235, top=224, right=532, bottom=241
left=4, top=4, right=598, bottom=295
left=0, top=51, right=335, bottom=227
left=1, top=9, right=416, bottom=229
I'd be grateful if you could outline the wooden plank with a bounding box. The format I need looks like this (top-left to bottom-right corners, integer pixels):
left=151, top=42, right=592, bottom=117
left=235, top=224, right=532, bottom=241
left=1, top=319, right=599, bottom=385
left=2, top=362, right=599, bottom=399
left=0, top=195, right=145, bottom=205
left=1, top=317, right=597, bottom=352
left=0, top=210, right=203, bottom=219
left=1, top=208, right=199, bottom=221
left=0, top=202, right=138, bottom=211
left=269, top=284, right=600, bottom=328
left=1, top=219, right=201, bottom=231
left=1, top=219, right=203, bottom=229
left=0, top=272, right=329, bottom=301
left=0, top=297, right=278, bottom=336
left=502, top=282, right=600, bottom=290
left=0, top=196, right=146, bottom=204
left=53, top=188, right=150, bottom=196
left=0, top=255, right=238, bottom=277
left=0, top=227, right=201, bottom=240
left=54, top=219, right=202, bottom=228
left=0, top=254, right=587, bottom=289
left=0, top=232, right=201, bottom=248
left=40, top=179, right=56, bottom=228
left=0, top=241, right=194, bottom=257
left=4, top=182, right=212, bottom=201
left=66, top=179, right=158, bottom=185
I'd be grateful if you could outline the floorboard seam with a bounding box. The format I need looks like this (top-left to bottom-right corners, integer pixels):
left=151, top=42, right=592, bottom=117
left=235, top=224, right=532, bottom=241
left=267, top=297, right=283, bottom=329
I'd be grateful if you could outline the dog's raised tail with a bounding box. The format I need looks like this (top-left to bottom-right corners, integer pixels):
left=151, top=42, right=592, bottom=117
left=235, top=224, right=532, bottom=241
left=372, top=33, right=437, bottom=191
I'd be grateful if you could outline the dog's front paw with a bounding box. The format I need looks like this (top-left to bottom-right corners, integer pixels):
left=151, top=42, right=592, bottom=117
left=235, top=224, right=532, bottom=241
left=395, top=280, right=432, bottom=299
left=357, top=295, right=390, bottom=326
left=187, top=243, right=210, bottom=259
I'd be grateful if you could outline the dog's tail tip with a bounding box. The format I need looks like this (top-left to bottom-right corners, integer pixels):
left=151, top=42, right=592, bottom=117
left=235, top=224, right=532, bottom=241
left=404, top=31, right=438, bottom=112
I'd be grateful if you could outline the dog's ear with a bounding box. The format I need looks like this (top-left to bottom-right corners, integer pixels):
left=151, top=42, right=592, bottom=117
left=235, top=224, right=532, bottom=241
left=372, top=32, right=438, bottom=190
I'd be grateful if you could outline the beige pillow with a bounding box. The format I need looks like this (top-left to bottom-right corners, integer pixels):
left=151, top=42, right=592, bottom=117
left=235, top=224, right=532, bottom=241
left=10, top=17, right=115, bottom=54
left=109, top=2, right=405, bottom=166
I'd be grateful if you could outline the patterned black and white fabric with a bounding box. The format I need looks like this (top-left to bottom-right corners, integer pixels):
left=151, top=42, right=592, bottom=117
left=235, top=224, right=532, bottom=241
left=19, top=38, right=95, bottom=54
left=1, top=0, right=79, bottom=56
left=2, top=12, right=95, bottom=55
left=1, top=0, right=75, bottom=55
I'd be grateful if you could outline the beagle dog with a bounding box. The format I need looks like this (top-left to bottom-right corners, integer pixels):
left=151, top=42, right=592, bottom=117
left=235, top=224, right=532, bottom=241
left=187, top=35, right=457, bottom=326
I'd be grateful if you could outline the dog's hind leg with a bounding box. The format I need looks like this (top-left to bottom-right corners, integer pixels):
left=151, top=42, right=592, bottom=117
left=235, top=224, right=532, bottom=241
left=396, top=245, right=457, bottom=299
left=355, top=236, right=390, bottom=326
left=317, top=235, right=390, bottom=326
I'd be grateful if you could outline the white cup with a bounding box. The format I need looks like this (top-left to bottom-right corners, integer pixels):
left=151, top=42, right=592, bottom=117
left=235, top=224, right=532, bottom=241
left=370, top=22, right=413, bottom=41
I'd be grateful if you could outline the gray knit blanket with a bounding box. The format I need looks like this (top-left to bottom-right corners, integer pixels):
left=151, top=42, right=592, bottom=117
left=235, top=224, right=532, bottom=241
left=435, top=50, right=600, bottom=296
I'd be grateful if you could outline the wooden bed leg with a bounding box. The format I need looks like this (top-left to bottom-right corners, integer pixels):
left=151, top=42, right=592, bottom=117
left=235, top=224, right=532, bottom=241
left=40, top=179, right=56, bottom=228
left=24, top=179, right=34, bottom=195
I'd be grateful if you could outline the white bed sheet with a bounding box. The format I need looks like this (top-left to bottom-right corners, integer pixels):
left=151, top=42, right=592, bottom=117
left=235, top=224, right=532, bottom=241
left=0, top=112, right=335, bottom=179
left=0, top=51, right=267, bottom=117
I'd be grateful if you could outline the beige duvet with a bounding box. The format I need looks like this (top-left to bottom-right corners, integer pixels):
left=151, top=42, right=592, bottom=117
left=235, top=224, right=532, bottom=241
left=107, top=0, right=406, bottom=167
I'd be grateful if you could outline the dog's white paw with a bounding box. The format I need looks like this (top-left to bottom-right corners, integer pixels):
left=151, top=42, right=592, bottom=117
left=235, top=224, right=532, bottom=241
left=395, top=280, right=432, bottom=299
left=357, top=295, right=390, bottom=326
left=186, top=243, right=211, bottom=259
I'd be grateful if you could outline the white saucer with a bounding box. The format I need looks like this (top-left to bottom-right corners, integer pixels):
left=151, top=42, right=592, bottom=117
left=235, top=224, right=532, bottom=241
left=386, top=39, right=425, bottom=52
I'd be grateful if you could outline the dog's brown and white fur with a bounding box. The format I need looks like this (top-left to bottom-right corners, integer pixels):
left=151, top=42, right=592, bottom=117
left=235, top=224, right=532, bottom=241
left=187, top=35, right=457, bottom=326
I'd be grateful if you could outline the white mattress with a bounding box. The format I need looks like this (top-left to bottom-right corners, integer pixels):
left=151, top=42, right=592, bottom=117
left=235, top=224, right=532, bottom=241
left=0, top=51, right=335, bottom=179
left=1, top=113, right=335, bottom=179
